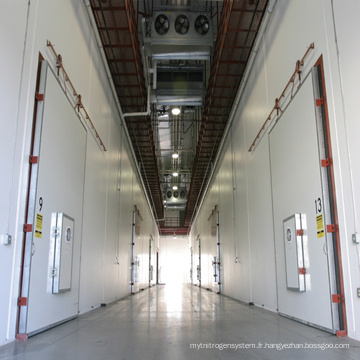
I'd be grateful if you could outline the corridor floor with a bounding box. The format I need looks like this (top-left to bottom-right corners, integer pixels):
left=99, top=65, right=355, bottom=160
left=0, top=284, right=359, bottom=360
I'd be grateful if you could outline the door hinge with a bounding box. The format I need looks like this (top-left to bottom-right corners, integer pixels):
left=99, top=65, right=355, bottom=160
left=316, top=98, right=324, bottom=106
left=18, top=297, right=27, bottom=306
left=29, top=155, right=38, bottom=164
left=327, top=224, right=336, bottom=233
left=321, top=158, right=330, bottom=167
left=35, top=92, right=44, bottom=101
left=332, top=294, right=341, bottom=303
left=299, top=267, right=306, bottom=275
left=23, top=224, right=33, bottom=233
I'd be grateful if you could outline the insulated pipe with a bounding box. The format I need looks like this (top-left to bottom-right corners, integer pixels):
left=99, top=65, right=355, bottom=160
left=141, top=46, right=148, bottom=89
left=152, top=59, right=157, bottom=90
left=141, top=17, right=147, bottom=44
left=123, top=85, right=151, bottom=117
left=141, top=19, right=157, bottom=90
left=190, top=0, right=276, bottom=228
left=84, top=1, right=158, bottom=228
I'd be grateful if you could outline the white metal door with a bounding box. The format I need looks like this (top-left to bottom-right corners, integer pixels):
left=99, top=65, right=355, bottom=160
left=149, top=236, right=156, bottom=286
left=209, top=208, right=221, bottom=293
left=194, top=236, right=201, bottom=286
left=24, top=63, right=87, bottom=335
left=269, top=73, right=338, bottom=332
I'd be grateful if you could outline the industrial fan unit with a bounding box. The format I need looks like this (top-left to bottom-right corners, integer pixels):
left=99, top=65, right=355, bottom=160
left=151, top=12, right=212, bottom=46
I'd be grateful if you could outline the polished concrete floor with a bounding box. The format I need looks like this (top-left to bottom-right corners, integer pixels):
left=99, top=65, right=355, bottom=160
left=0, top=284, right=359, bottom=360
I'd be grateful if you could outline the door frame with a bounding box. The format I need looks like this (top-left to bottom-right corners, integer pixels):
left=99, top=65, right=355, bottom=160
left=314, top=56, right=347, bottom=336
left=16, top=57, right=46, bottom=340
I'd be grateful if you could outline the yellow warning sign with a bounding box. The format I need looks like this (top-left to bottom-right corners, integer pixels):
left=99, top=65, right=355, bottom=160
left=35, top=213, right=43, bottom=239
left=316, top=214, right=325, bottom=238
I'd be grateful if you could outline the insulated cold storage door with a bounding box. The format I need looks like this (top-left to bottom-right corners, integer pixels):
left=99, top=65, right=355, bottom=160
left=269, top=72, right=338, bottom=333
left=25, top=62, right=87, bottom=335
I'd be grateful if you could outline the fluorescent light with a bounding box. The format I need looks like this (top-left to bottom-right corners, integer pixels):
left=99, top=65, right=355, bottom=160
left=171, top=107, right=181, bottom=116
left=172, top=172, right=179, bottom=177
left=172, top=152, right=179, bottom=159
left=172, top=185, right=178, bottom=190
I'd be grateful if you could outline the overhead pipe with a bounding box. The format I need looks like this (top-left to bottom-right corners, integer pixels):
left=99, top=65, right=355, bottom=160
left=190, top=0, right=277, bottom=228
left=123, top=85, right=151, bottom=117
left=141, top=46, right=149, bottom=89
left=141, top=18, right=157, bottom=90
left=151, top=59, right=157, bottom=90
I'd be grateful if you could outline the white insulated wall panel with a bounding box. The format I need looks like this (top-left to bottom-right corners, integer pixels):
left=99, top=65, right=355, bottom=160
left=132, top=171, right=151, bottom=291
left=0, top=1, right=29, bottom=346
left=217, top=139, right=236, bottom=298
left=247, top=137, right=277, bottom=310
left=235, top=41, right=278, bottom=310
left=198, top=205, right=213, bottom=290
left=0, top=1, right=28, bottom=234
left=192, top=170, right=220, bottom=290
left=117, top=135, right=134, bottom=295
left=79, top=130, right=108, bottom=313
left=241, top=37, right=275, bottom=309
left=231, top=110, right=252, bottom=302
left=332, top=0, right=360, bottom=339
left=102, top=106, right=122, bottom=303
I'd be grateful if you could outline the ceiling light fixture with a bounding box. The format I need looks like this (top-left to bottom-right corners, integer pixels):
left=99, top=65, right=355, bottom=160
left=172, top=172, right=179, bottom=177
left=172, top=152, right=179, bottom=159
left=171, top=107, right=181, bottom=116
left=172, top=185, right=178, bottom=191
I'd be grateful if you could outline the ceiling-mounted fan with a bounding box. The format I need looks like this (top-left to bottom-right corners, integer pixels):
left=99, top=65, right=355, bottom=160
left=154, top=14, right=170, bottom=35
left=175, top=14, right=190, bottom=35
left=194, top=15, right=210, bottom=36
